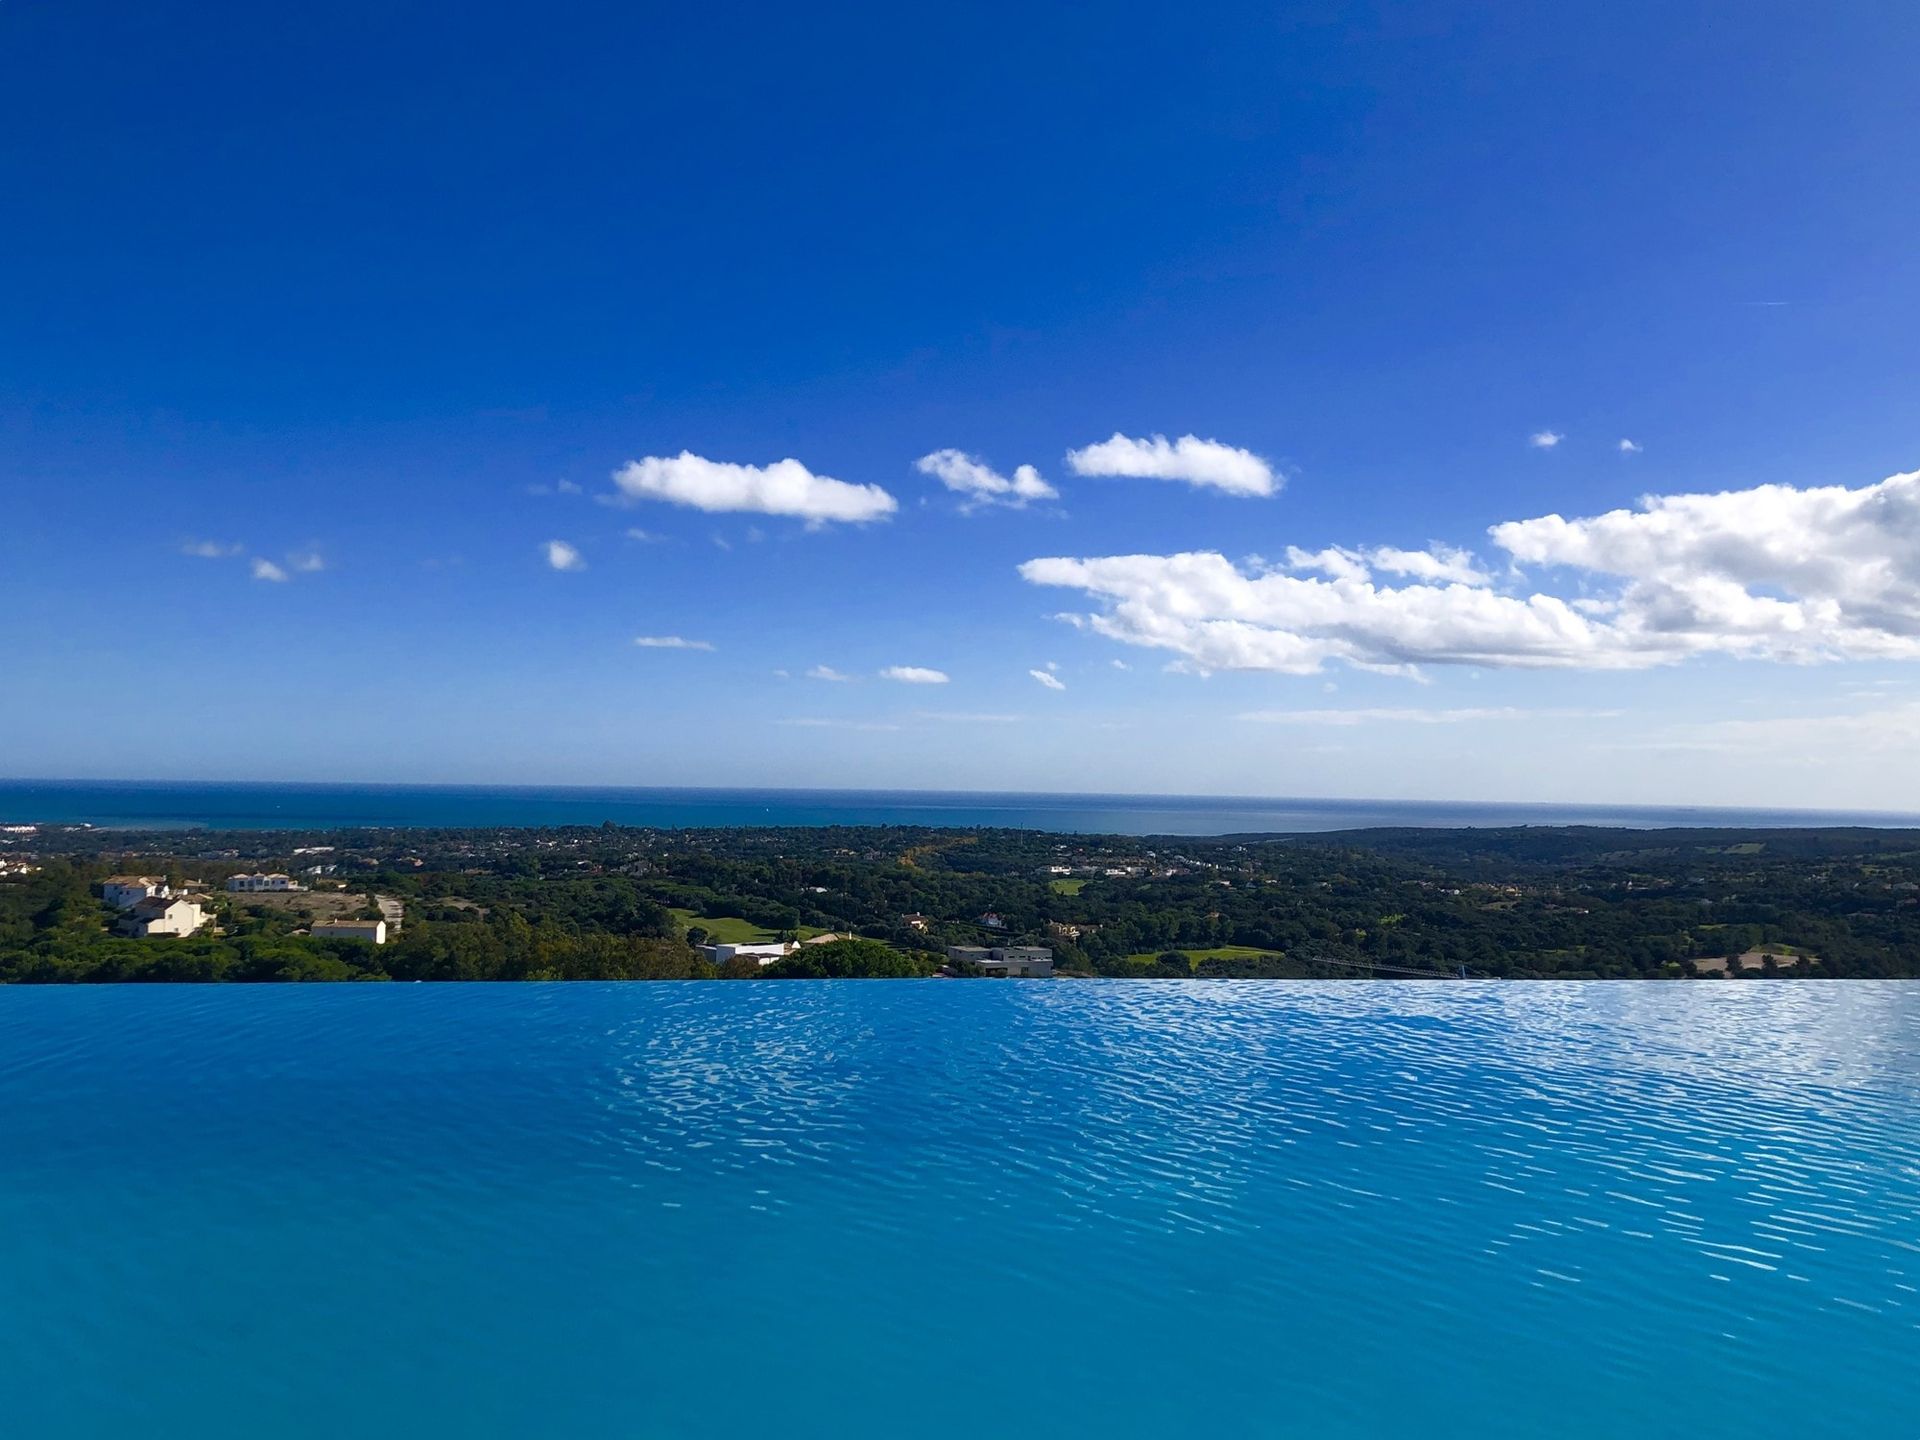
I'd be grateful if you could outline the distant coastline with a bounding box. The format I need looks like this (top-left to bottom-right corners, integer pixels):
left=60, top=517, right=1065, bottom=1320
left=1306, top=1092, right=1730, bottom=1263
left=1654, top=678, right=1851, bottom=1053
left=4, top=778, right=1918, bottom=837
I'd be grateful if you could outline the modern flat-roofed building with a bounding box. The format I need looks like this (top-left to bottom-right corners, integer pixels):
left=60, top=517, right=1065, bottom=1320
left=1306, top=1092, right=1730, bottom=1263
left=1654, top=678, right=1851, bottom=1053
left=103, top=875, right=168, bottom=909
left=227, top=873, right=301, bottom=893
left=312, top=919, right=388, bottom=945
left=697, top=941, right=794, bottom=967
left=945, top=944, right=1053, bottom=977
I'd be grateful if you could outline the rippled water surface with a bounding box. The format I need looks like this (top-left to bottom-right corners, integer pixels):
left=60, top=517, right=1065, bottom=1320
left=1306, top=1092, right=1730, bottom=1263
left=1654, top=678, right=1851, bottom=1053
left=3, top=983, right=1917, bottom=1438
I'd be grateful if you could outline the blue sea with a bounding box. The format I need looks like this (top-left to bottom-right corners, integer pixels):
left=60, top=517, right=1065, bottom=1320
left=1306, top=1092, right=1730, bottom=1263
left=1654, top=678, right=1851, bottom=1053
left=2, top=982, right=1916, bottom=1438
left=4, top=779, right=1918, bottom=835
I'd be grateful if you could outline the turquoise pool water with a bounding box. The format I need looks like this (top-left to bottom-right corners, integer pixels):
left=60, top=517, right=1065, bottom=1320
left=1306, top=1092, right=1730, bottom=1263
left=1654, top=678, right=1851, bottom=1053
left=3, top=982, right=1915, bottom=1437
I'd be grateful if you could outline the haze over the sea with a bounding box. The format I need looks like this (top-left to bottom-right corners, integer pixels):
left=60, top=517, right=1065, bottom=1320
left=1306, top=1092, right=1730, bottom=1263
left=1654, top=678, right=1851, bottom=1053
left=4, top=780, right=1918, bottom=837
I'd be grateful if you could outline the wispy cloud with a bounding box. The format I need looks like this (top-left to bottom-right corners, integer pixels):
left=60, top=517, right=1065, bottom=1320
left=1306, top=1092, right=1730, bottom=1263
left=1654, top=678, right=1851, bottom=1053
left=251, top=558, right=290, bottom=583
left=544, top=539, right=587, bottom=572
left=1066, top=432, right=1277, bottom=497
left=807, top=665, right=853, bottom=682
left=1236, top=706, right=1617, bottom=725
left=1529, top=430, right=1564, bottom=449
left=1288, top=543, right=1491, bottom=587
left=880, top=665, right=950, bottom=685
left=915, top=449, right=1057, bottom=510
left=1618, top=438, right=1642, bottom=454
left=913, top=711, right=1022, bottom=724
left=1603, top=702, right=1920, bottom=760
left=181, top=539, right=243, bottom=559
left=633, top=635, right=714, bottom=651
left=611, top=452, right=896, bottom=525
left=288, top=549, right=327, bottom=574
left=1029, top=668, right=1066, bottom=691
left=777, top=717, right=903, bottom=732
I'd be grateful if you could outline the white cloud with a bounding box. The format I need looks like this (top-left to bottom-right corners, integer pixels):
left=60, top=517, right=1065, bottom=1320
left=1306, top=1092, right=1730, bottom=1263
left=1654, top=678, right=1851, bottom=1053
left=807, top=665, right=853, bottom=682
left=182, top=539, right=242, bottom=559
left=612, top=452, right=896, bottom=524
left=915, top=449, right=1057, bottom=509
left=914, top=711, right=1023, bottom=724
left=633, top=635, right=714, bottom=651
left=624, top=527, right=662, bottom=542
left=1619, top=438, right=1642, bottom=454
left=1640, top=702, right=1920, bottom=757
left=1530, top=431, right=1564, bottom=449
left=544, top=539, right=587, bottom=572
left=288, top=550, right=327, bottom=574
left=880, top=665, right=950, bottom=684
left=1236, top=706, right=1616, bottom=725
left=1065, top=432, right=1277, bottom=497
left=250, top=558, right=289, bottom=583
left=1021, top=467, right=1920, bottom=674
left=777, top=717, right=903, bottom=732
left=1111, top=658, right=1130, bottom=670
left=1287, top=544, right=1490, bottom=587
left=1029, top=668, right=1067, bottom=691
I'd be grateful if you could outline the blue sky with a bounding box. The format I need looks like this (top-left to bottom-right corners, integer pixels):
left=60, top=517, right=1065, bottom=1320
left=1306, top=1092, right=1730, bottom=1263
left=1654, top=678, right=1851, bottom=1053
left=5, top=2, right=1920, bottom=805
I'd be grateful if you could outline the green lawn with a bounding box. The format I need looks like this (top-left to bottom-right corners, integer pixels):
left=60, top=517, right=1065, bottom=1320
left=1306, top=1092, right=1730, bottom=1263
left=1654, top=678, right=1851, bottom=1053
left=669, top=908, right=830, bottom=943
left=1121, top=944, right=1282, bottom=967
left=1049, top=878, right=1086, bottom=895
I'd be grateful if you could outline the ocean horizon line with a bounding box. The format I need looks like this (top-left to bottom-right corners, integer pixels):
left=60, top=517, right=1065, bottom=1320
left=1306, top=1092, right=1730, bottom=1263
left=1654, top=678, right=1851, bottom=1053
left=4, top=778, right=1920, bottom=837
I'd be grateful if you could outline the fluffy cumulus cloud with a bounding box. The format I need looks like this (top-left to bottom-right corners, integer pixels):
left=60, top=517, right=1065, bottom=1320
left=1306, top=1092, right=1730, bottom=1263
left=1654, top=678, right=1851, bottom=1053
left=250, top=558, right=289, bottom=583
left=544, top=539, right=587, bottom=572
left=1530, top=431, right=1564, bottom=449
left=914, top=449, right=1057, bottom=509
left=1022, top=467, right=1920, bottom=676
left=880, top=665, right=950, bottom=684
left=1065, top=433, right=1277, bottom=497
left=612, top=452, right=896, bottom=524
left=633, top=635, right=713, bottom=650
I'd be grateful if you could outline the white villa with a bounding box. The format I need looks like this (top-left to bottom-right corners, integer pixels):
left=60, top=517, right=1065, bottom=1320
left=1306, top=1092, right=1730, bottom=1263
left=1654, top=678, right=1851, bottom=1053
left=103, top=875, right=169, bottom=908
left=227, top=873, right=302, bottom=893
left=311, top=919, right=388, bottom=945
left=698, top=941, right=794, bottom=966
left=117, top=895, right=208, bottom=938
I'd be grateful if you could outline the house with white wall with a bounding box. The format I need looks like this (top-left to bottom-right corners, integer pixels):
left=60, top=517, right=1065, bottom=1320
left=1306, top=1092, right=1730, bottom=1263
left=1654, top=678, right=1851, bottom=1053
left=116, top=896, right=207, bottom=938
left=103, top=875, right=169, bottom=908
left=227, top=873, right=301, bottom=893
left=697, top=941, right=794, bottom=966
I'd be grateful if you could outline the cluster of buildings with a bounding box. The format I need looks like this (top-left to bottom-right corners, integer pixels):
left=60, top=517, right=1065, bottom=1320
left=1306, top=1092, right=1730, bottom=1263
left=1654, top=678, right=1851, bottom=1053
left=97, top=873, right=389, bottom=944
left=101, top=877, right=210, bottom=938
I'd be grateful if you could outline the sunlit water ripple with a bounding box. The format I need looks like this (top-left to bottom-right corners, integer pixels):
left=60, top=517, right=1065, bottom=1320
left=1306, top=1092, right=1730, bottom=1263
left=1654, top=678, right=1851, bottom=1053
left=3, top=982, right=1916, bottom=1438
